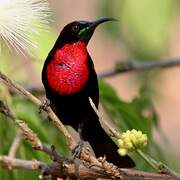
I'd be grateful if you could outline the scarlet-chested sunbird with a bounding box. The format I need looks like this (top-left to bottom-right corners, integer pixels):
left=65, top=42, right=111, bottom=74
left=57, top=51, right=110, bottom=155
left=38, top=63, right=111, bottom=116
left=42, top=18, right=134, bottom=167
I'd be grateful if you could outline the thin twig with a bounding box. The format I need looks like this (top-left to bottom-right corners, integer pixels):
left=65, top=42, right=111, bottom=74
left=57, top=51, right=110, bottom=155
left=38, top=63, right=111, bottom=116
left=8, top=130, right=22, bottom=158
left=137, top=150, right=180, bottom=180
left=160, top=164, right=180, bottom=180
left=99, top=59, right=180, bottom=78
left=89, top=97, right=120, bottom=138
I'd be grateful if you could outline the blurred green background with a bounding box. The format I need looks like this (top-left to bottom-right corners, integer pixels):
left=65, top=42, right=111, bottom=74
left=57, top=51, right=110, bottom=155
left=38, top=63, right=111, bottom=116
left=0, top=0, right=180, bottom=179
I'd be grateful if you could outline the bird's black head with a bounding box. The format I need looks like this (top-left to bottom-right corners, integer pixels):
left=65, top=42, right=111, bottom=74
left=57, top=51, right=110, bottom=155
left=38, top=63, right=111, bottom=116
left=54, top=17, right=116, bottom=49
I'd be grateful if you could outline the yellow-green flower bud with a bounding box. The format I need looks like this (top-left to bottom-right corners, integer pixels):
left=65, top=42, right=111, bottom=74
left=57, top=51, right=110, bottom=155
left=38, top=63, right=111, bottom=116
left=117, top=129, right=148, bottom=156
left=118, top=148, right=128, bottom=156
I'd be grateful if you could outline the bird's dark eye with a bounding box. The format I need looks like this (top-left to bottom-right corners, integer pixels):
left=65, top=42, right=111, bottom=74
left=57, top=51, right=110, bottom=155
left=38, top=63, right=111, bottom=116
left=72, top=25, right=79, bottom=33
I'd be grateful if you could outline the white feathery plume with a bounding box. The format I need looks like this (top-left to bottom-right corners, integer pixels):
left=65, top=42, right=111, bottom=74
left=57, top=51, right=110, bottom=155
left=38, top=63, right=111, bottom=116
left=0, top=0, right=51, bottom=56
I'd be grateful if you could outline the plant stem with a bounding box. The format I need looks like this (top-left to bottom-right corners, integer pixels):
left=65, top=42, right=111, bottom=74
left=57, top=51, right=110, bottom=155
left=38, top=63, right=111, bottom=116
left=137, top=149, right=180, bottom=179
left=137, top=149, right=159, bottom=170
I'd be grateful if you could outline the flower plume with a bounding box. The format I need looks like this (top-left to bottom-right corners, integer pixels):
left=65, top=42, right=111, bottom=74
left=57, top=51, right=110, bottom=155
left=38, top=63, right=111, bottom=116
left=0, top=0, right=51, bottom=56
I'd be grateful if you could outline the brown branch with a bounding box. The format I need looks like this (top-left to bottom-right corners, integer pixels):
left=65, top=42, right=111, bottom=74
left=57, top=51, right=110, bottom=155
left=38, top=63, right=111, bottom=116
left=99, top=59, right=180, bottom=78
left=0, top=155, right=174, bottom=179
left=0, top=71, right=76, bottom=148
left=0, top=155, right=47, bottom=171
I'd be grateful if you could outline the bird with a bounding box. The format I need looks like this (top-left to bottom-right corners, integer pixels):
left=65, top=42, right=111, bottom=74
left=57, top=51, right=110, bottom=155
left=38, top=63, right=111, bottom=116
left=42, top=17, right=134, bottom=167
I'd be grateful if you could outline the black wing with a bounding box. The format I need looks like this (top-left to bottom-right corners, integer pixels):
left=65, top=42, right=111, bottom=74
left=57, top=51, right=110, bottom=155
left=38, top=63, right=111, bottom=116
left=86, top=53, right=99, bottom=108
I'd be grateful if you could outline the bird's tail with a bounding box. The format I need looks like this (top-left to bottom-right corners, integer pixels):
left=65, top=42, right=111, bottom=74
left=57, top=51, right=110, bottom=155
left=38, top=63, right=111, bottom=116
left=81, top=118, right=135, bottom=168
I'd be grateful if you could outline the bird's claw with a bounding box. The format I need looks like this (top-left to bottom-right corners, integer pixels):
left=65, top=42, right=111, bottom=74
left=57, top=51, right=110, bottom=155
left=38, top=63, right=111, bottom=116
left=39, top=98, right=50, bottom=113
left=71, top=140, right=84, bottom=160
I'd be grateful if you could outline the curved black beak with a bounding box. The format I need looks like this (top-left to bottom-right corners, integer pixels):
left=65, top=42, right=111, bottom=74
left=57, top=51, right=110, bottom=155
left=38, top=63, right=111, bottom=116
left=78, top=17, right=117, bottom=44
left=89, top=17, right=117, bottom=30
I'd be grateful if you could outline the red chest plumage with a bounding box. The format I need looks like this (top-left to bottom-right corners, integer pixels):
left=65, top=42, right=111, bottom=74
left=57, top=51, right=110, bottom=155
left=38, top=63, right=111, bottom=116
left=46, top=41, right=89, bottom=95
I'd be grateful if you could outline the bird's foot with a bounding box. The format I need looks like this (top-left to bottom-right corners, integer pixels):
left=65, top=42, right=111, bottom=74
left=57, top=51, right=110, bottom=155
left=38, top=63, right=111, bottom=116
left=71, top=140, right=84, bottom=160
left=39, top=98, right=50, bottom=113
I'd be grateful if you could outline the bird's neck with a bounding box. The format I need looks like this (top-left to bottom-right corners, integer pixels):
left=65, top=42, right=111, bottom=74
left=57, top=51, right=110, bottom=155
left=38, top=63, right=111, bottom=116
left=46, top=41, right=89, bottom=95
